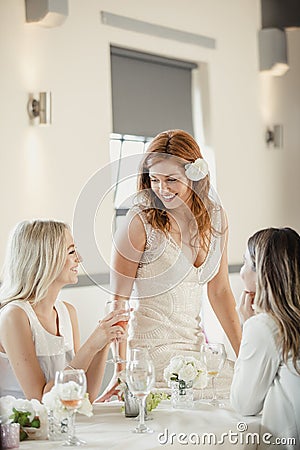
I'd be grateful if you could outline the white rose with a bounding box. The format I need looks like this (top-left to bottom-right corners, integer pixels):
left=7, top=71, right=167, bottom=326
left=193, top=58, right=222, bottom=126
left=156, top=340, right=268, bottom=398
left=14, top=398, right=35, bottom=422
left=43, top=386, right=67, bottom=421
left=42, top=386, right=63, bottom=412
left=178, top=364, right=197, bottom=383
left=168, top=356, right=185, bottom=374
left=79, top=396, right=93, bottom=417
left=42, top=386, right=93, bottom=419
left=0, top=396, right=16, bottom=423
left=60, top=381, right=82, bottom=400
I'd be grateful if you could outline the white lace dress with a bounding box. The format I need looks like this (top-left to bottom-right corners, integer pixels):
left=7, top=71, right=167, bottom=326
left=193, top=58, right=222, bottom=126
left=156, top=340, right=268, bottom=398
left=128, top=207, right=230, bottom=389
left=0, top=299, right=74, bottom=398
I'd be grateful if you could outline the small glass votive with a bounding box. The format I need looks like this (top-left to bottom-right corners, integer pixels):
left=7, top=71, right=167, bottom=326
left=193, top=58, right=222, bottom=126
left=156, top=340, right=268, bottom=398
left=124, top=387, right=139, bottom=418
left=0, top=423, right=20, bottom=449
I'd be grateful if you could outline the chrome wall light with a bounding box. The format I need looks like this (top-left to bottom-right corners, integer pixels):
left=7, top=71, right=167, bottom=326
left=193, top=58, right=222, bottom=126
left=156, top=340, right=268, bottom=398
left=27, top=92, right=52, bottom=125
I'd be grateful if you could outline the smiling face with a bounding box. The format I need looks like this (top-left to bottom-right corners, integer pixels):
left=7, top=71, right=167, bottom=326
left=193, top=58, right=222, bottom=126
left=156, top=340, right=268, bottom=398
left=240, top=247, right=257, bottom=293
left=148, top=159, right=192, bottom=210
left=55, top=229, right=82, bottom=287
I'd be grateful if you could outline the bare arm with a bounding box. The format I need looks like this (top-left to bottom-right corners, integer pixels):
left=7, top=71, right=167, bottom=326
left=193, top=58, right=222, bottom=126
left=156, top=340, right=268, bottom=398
left=0, top=306, right=54, bottom=400
left=65, top=302, right=128, bottom=403
left=110, top=211, right=146, bottom=355
left=96, top=212, right=146, bottom=401
left=110, top=211, right=146, bottom=300
left=207, top=232, right=242, bottom=356
left=0, top=303, right=127, bottom=402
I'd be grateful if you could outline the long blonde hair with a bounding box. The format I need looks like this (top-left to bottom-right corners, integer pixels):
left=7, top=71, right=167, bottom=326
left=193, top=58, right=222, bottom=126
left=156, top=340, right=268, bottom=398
left=247, top=227, right=300, bottom=373
left=137, top=129, right=224, bottom=252
left=0, top=220, right=69, bottom=307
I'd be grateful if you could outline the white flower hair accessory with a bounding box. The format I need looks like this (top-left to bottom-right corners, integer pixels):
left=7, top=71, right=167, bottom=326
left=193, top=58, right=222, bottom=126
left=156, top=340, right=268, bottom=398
left=185, top=158, right=208, bottom=181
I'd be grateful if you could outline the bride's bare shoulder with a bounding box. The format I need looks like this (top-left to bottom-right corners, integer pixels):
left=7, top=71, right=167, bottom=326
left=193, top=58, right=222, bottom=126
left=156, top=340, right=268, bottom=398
left=114, top=208, right=146, bottom=253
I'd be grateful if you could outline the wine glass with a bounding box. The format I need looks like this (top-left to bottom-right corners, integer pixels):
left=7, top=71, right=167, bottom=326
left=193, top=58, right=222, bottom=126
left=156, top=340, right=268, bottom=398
left=127, top=347, right=153, bottom=422
left=200, top=342, right=227, bottom=407
left=105, top=299, right=130, bottom=365
left=126, top=348, right=155, bottom=433
left=55, top=369, right=87, bottom=446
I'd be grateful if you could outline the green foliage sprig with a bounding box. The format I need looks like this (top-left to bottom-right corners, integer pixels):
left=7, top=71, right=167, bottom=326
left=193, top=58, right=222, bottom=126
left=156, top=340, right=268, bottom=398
left=9, top=408, right=41, bottom=441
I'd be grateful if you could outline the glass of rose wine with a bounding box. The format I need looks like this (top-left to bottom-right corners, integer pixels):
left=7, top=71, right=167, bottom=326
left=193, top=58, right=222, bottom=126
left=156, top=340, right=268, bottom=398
left=105, top=299, right=130, bottom=364
left=55, top=369, right=87, bottom=446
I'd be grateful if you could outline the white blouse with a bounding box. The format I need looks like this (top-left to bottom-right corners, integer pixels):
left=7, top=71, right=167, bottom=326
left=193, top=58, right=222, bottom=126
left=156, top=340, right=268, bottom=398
left=0, top=299, right=74, bottom=398
left=230, top=313, right=300, bottom=449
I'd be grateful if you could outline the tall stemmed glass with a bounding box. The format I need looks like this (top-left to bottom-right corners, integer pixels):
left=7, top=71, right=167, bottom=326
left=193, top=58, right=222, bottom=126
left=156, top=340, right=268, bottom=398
left=55, top=369, right=87, bottom=446
left=200, top=342, right=227, bottom=407
left=126, top=348, right=155, bottom=433
left=105, top=299, right=130, bottom=364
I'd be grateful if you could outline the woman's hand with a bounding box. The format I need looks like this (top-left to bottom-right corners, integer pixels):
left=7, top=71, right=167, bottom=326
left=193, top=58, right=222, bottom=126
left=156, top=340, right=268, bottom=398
left=94, top=376, right=121, bottom=403
left=237, top=290, right=256, bottom=325
left=88, top=310, right=128, bottom=353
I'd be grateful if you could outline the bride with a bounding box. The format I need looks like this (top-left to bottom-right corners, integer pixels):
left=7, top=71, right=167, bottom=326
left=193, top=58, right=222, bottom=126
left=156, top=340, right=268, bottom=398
left=99, top=129, right=241, bottom=400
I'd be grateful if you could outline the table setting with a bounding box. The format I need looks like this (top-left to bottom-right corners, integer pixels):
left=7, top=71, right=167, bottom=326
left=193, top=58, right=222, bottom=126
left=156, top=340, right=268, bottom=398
left=16, top=397, right=261, bottom=450
left=0, top=343, right=261, bottom=449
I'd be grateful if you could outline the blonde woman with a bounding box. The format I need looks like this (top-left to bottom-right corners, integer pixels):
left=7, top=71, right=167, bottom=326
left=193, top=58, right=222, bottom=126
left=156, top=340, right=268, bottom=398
left=99, top=129, right=241, bottom=400
left=231, top=227, right=300, bottom=448
left=0, top=220, right=127, bottom=402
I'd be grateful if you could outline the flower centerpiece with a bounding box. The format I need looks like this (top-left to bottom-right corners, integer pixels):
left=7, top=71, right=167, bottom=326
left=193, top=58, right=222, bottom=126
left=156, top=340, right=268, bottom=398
left=163, top=356, right=207, bottom=408
left=42, top=385, right=93, bottom=441
left=0, top=396, right=48, bottom=441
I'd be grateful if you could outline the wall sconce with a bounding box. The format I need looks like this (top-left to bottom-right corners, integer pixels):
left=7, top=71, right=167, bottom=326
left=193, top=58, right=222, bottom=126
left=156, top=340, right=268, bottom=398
left=258, top=28, right=289, bottom=76
left=266, top=125, right=283, bottom=148
left=27, top=92, right=52, bottom=125
left=25, top=0, right=68, bottom=27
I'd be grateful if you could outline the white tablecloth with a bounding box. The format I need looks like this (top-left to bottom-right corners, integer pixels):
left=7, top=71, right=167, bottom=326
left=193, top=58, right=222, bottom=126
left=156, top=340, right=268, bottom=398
left=19, top=400, right=261, bottom=450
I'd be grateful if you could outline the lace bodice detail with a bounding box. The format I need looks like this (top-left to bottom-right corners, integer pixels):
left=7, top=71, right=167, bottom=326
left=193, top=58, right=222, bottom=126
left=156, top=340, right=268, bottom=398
left=128, top=206, right=224, bottom=384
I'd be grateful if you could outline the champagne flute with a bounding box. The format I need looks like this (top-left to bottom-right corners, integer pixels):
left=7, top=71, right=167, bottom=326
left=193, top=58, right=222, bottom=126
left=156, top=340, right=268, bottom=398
left=200, top=342, right=226, bottom=407
left=126, top=348, right=155, bottom=433
left=105, top=299, right=130, bottom=364
left=55, top=369, right=87, bottom=446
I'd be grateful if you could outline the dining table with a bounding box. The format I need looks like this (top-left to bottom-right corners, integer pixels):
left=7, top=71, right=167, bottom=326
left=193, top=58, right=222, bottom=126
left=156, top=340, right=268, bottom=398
left=19, top=398, right=261, bottom=450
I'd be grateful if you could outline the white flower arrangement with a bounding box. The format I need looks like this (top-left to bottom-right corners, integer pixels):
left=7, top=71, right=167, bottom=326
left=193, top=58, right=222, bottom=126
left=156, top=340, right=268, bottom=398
left=163, top=355, right=208, bottom=389
left=185, top=158, right=209, bottom=181
left=0, top=395, right=48, bottom=440
left=42, top=384, right=93, bottom=420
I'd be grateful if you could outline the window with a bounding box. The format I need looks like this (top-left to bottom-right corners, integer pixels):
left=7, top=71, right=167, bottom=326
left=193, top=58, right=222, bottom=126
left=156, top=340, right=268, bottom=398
left=110, top=46, right=198, bottom=227
left=111, top=46, right=197, bottom=137
left=110, top=133, right=151, bottom=212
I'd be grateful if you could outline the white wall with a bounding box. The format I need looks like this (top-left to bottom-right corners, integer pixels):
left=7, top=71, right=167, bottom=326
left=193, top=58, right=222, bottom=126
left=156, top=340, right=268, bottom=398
left=1, top=1, right=299, bottom=270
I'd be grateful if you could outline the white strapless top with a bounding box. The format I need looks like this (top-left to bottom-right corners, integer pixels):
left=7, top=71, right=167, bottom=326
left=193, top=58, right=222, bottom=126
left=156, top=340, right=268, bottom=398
left=128, top=207, right=224, bottom=384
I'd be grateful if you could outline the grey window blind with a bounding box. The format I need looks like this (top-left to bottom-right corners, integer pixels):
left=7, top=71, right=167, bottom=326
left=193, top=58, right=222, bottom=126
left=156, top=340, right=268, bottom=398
left=111, top=46, right=197, bottom=137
